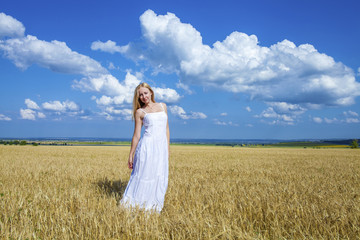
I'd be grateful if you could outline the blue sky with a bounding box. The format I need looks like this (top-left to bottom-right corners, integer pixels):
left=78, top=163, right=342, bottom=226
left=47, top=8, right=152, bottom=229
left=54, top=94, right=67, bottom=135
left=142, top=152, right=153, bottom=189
left=1, top=0, right=359, bottom=139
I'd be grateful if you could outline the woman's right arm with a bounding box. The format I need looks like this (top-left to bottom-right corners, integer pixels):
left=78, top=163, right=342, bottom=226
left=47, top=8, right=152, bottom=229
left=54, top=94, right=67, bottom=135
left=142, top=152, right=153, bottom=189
left=128, top=110, right=143, bottom=169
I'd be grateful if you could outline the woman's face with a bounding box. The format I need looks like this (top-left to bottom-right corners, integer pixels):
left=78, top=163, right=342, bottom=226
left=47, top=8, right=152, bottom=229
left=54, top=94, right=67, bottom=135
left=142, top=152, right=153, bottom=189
left=138, top=87, right=152, bottom=104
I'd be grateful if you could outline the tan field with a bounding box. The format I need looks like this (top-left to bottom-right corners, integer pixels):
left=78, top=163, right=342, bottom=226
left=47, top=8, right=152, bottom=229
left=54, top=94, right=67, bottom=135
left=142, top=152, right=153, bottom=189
left=0, top=145, right=359, bottom=239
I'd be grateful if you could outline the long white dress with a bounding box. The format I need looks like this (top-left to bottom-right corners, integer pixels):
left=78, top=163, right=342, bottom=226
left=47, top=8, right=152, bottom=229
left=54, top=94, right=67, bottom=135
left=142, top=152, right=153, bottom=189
left=121, top=103, right=169, bottom=213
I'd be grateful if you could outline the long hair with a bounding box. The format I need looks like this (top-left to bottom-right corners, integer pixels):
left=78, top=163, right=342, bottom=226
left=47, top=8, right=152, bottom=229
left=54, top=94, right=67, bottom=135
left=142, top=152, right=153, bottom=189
left=132, top=82, right=156, bottom=120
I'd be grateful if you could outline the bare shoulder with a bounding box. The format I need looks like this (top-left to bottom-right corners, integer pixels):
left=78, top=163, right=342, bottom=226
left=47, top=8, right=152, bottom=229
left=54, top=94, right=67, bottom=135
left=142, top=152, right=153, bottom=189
left=160, top=102, right=168, bottom=114
left=160, top=102, right=167, bottom=109
left=135, top=108, right=145, bottom=118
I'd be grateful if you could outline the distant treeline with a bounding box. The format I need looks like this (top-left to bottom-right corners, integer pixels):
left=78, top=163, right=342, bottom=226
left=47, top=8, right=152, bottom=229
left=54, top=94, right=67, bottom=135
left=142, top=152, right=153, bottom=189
left=322, top=139, right=359, bottom=145
left=1, top=138, right=358, bottom=148
left=0, top=140, right=38, bottom=146
left=0, top=140, right=69, bottom=146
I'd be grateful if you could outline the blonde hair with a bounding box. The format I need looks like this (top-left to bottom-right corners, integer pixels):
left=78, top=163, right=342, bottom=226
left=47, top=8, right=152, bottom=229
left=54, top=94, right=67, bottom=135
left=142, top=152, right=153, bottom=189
left=132, top=82, right=156, bottom=120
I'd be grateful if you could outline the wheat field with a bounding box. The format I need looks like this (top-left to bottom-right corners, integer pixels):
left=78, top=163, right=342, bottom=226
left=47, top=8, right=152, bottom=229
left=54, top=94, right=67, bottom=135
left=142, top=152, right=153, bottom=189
left=0, top=145, right=359, bottom=239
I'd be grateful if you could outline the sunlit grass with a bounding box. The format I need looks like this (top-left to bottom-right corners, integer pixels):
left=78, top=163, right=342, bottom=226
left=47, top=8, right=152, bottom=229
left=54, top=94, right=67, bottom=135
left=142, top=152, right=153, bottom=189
left=0, top=145, right=359, bottom=239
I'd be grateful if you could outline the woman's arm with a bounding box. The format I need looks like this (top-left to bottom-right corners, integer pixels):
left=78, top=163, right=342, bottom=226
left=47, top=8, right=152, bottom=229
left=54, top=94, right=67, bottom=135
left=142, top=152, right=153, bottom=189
left=128, top=110, right=143, bottom=169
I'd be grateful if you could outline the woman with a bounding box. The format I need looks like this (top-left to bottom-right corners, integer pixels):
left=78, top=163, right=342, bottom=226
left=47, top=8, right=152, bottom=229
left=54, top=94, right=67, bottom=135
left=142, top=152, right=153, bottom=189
left=120, top=82, right=170, bottom=213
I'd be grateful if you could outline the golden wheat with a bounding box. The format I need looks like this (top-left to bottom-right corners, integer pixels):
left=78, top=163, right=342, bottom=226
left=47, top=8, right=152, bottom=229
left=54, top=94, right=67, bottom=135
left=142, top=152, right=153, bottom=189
left=0, top=145, right=359, bottom=239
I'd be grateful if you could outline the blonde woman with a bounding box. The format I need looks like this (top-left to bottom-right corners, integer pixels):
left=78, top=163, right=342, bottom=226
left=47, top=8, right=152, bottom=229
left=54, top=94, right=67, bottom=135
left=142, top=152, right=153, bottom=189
left=120, top=83, right=170, bottom=213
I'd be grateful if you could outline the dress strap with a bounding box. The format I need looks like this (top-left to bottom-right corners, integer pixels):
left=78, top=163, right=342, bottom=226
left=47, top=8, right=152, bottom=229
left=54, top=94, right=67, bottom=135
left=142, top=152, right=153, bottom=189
left=139, top=108, right=147, bottom=114
left=159, top=103, right=165, bottom=111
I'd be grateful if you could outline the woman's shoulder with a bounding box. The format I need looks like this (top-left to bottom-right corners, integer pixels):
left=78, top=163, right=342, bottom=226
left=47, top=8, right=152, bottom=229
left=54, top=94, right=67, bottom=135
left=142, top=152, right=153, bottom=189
left=159, top=102, right=167, bottom=110
left=135, top=108, right=146, bottom=117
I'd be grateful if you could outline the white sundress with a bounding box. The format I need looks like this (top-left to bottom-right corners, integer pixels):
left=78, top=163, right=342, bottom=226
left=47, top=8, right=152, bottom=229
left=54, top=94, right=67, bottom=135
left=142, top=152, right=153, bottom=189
left=121, top=103, right=169, bottom=213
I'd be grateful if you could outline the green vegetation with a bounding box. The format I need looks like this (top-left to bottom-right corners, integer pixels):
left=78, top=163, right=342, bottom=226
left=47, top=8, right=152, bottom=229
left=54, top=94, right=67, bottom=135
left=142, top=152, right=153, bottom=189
left=350, top=139, right=359, bottom=148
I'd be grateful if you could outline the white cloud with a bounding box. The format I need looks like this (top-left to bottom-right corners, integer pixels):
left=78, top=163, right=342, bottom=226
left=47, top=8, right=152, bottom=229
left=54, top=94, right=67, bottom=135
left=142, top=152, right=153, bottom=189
left=255, top=102, right=307, bottom=125
left=42, top=100, right=79, bottom=112
left=21, top=98, right=88, bottom=121
left=37, top=112, right=46, bottom=119
left=96, top=95, right=114, bottom=106
left=0, top=13, right=181, bottom=116
left=119, top=10, right=360, bottom=108
left=313, top=113, right=359, bottom=124
left=25, top=98, right=40, bottom=110
left=104, top=107, right=132, bottom=120
left=256, top=106, right=295, bottom=125
left=91, top=40, right=128, bottom=54
left=220, top=112, right=227, bottom=116
left=343, top=111, right=360, bottom=123
left=20, top=108, right=36, bottom=120
left=324, top=117, right=338, bottom=124
left=345, top=118, right=360, bottom=123
left=0, top=35, right=107, bottom=76
left=313, top=117, right=323, bottom=123
left=245, top=107, right=251, bottom=112
left=176, top=82, right=193, bottom=94
left=267, top=102, right=306, bottom=115
left=80, top=71, right=140, bottom=106
left=169, top=105, right=207, bottom=120
left=0, top=114, right=11, bottom=121
left=108, top=62, right=116, bottom=70
left=0, top=12, right=25, bottom=38
left=83, top=71, right=181, bottom=107
left=153, top=87, right=181, bottom=103
left=213, top=119, right=238, bottom=126
left=214, top=119, right=227, bottom=125
left=343, top=110, right=358, bottom=117
left=74, top=72, right=139, bottom=99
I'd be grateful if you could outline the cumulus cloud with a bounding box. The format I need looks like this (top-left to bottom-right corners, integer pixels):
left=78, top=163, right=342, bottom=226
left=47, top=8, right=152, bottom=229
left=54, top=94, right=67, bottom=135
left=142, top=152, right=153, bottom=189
left=0, top=13, right=180, bottom=122
left=0, top=12, right=25, bottom=38
left=313, top=111, right=360, bottom=124
left=256, top=107, right=295, bottom=125
left=74, top=72, right=139, bottom=99
left=84, top=71, right=181, bottom=108
left=345, top=118, right=359, bottom=123
left=108, top=62, right=117, bottom=70
left=256, top=102, right=306, bottom=125
left=42, top=100, right=80, bottom=112
left=153, top=87, right=181, bottom=103
left=343, top=110, right=359, bottom=123
left=176, top=82, right=193, bottom=94
left=20, top=108, right=36, bottom=120
left=103, top=107, right=132, bottom=120
left=313, top=117, right=323, bottom=123
left=168, top=105, right=207, bottom=120
left=20, top=98, right=89, bottom=120
left=213, top=119, right=238, bottom=126
left=267, top=102, right=306, bottom=115
left=0, top=114, right=11, bottom=121
left=245, top=107, right=251, bottom=112
left=343, top=110, right=358, bottom=117
left=118, top=10, right=360, bottom=108
left=0, top=35, right=107, bottom=75
left=25, top=98, right=40, bottom=110
left=37, top=112, right=46, bottom=119
left=324, top=117, right=338, bottom=124
left=82, top=71, right=140, bottom=107
left=220, top=112, right=227, bottom=116
left=91, top=40, right=128, bottom=54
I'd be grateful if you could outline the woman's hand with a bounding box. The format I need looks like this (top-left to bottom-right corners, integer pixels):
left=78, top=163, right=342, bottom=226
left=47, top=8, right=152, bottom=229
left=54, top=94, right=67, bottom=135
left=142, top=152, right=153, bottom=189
left=128, top=155, right=134, bottom=169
